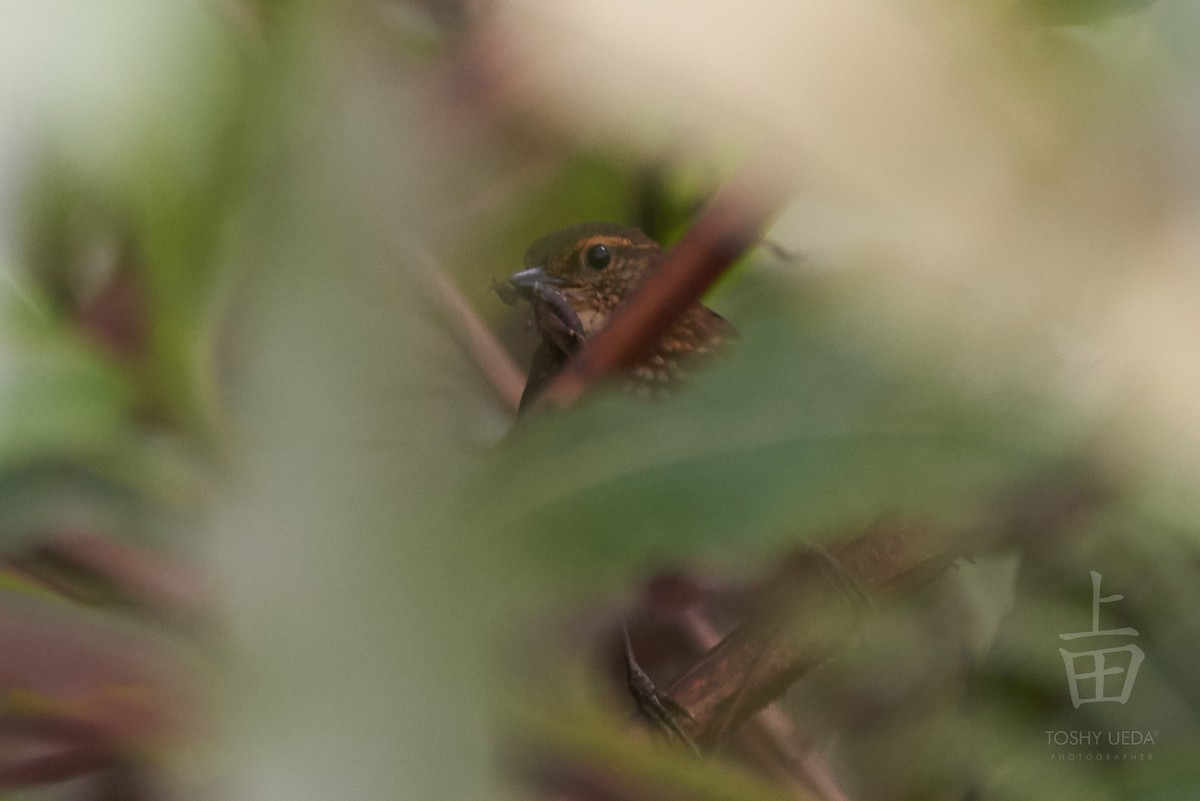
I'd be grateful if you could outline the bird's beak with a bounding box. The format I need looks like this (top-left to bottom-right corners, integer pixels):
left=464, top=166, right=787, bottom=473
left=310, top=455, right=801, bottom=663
left=504, top=266, right=566, bottom=298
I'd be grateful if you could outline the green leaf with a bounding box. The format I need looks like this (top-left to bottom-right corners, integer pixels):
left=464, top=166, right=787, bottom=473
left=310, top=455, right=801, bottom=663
left=471, top=272, right=1081, bottom=578
left=0, top=292, right=132, bottom=469
left=1021, top=0, right=1160, bottom=26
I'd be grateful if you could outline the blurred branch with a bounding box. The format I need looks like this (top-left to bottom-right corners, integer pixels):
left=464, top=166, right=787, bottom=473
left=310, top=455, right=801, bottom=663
left=7, top=533, right=209, bottom=624
left=0, top=602, right=188, bottom=768
left=677, top=611, right=852, bottom=801
left=537, top=162, right=789, bottom=410
left=0, top=719, right=111, bottom=787
left=667, top=474, right=1109, bottom=750
left=410, top=245, right=525, bottom=413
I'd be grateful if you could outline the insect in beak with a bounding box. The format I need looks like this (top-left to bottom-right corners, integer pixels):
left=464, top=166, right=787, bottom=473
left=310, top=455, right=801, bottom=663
left=503, top=266, right=570, bottom=300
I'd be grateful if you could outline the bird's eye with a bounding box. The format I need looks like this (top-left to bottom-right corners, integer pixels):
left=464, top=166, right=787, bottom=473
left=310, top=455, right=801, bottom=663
left=584, top=243, right=611, bottom=270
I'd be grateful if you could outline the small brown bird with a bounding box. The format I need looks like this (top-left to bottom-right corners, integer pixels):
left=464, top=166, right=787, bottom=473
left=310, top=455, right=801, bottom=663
left=500, top=223, right=733, bottom=412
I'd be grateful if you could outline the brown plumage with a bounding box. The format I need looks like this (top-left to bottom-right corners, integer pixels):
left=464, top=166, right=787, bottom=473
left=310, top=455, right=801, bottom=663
left=500, top=223, right=733, bottom=413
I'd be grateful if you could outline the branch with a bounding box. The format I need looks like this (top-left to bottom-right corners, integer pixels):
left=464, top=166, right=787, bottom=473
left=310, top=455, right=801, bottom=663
left=666, top=475, right=1109, bottom=749
left=410, top=245, right=525, bottom=413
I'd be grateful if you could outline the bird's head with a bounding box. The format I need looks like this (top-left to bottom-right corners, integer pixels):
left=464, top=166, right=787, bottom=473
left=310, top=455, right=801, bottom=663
left=498, top=222, right=734, bottom=410
left=505, top=223, right=662, bottom=304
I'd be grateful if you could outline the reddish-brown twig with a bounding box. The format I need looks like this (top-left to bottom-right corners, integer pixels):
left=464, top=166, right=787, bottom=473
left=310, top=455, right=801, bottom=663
left=410, top=245, right=525, bottom=412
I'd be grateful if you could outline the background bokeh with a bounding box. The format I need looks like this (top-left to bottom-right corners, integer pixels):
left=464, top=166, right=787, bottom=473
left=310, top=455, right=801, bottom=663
left=0, top=1, right=1198, bottom=799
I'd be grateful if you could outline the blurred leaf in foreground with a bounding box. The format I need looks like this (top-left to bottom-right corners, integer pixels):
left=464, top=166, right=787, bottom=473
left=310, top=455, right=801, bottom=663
left=472, top=267, right=1088, bottom=580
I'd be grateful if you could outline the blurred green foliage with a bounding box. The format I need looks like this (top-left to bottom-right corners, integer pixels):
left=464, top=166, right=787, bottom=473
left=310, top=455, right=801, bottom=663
left=474, top=272, right=1077, bottom=577
left=0, top=1, right=1196, bottom=800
